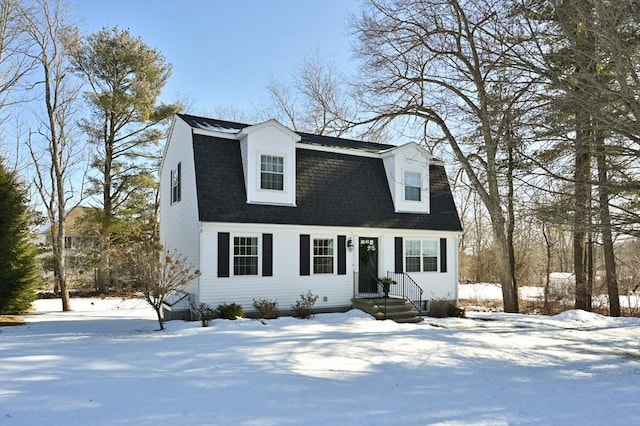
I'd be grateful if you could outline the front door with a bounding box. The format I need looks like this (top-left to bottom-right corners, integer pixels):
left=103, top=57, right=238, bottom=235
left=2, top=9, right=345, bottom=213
left=358, top=237, right=379, bottom=293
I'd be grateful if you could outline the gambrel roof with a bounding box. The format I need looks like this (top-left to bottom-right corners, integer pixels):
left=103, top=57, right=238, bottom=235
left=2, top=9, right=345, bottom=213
left=179, top=114, right=462, bottom=232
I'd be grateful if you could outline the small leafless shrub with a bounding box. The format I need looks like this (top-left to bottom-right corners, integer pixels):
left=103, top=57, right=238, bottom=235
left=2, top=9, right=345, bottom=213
left=193, top=302, right=215, bottom=327
left=252, top=298, right=279, bottom=319
left=291, top=290, right=318, bottom=319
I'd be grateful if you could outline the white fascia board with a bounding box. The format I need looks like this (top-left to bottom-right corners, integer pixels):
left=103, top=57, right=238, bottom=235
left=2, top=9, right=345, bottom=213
left=159, top=116, right=179, bottom=172
left=192, top=127, right=239, bottom=140
left=239, top=119, right=301, bottom=142
left=297, top=143, right=382, bottom=158
left=379, top=142, right=432, bottom=160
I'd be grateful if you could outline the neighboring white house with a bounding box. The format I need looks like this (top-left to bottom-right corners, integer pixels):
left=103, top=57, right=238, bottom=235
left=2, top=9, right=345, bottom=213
left=159, top=114, right=463, bottom=317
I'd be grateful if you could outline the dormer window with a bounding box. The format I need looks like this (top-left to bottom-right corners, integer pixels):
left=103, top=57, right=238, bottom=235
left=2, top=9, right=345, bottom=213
left=260, top=155, right=284, bottom=191
left=404, top=171, right=421, bottom=201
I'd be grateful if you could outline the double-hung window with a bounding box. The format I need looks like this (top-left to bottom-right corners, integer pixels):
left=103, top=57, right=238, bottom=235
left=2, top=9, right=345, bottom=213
left=233, top=236, right=258, bottom=275
left=405, top=239, right=438, bottom=272
left=260, top=155, right=284, bottom=191
left=404, top=171, right=421, bottom=201
left=313, top=238, right=334, bottom=274
left=421, top=240, right=438, bottom=271
left=171, top=162, right=181, bottom=204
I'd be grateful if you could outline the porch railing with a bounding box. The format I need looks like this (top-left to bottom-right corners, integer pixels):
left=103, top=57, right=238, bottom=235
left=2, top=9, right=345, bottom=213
left=352, top=271, right=424, bottom=316
left=353, top=271, right=384, bottom=299
left=385, top=271, right=424, bottom=316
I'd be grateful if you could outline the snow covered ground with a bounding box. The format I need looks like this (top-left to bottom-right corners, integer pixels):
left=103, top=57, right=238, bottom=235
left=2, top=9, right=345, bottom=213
left=1, top=293, right=639, bottom=426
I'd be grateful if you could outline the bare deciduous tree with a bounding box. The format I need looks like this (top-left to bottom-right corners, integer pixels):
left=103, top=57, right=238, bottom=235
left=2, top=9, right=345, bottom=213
left=352, top=0, right=536, bottom=312
left=0, top=0, right=35, bottom=122
left=128, top=241, right=200, bottom=331
left=25, top=0, right=84, bottom=312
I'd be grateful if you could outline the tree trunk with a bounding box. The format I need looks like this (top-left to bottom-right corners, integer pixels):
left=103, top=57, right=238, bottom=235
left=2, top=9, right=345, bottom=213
left=542, top=223, right=551, bottom=314
left=53, top=222, right=70, bottom=312
left=573, top=110, right=592, bottom=311
left=97, top=136, right=113, bottom=293
left=154, top=306, right=164, bottom=331
left=586, top=232, right=593, bottom=311
left=596, top=134, right=621, bottom=316
left=490, top=214, right=518, bottom=313
left=506, top=127, right=518, bottom=302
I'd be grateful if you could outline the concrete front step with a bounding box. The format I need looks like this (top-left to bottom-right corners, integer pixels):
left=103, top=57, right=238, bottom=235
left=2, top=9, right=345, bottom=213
left=352, top=298, right=423, bottom=324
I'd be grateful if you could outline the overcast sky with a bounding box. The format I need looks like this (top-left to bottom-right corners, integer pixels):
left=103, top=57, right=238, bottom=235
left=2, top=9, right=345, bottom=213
left=73, top=0, right=362, bottom=118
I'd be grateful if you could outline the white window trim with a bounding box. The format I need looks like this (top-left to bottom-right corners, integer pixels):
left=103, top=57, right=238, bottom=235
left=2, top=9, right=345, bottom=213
left=257, top=152, right=286, bottom=193
left=311, top=235, right=336, bottom=275
left=405, top=239, right=439, bottom=273
left=231, top=234, right=261, bottom=277
left=403, top=170, right=422, bottom=202
left=170, top=162, right=181, bottom=205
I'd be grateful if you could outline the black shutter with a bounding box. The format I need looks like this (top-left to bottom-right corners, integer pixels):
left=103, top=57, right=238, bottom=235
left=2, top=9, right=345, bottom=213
left=218, top=232, right=230, bottom=277
left=262, top=234, right=273, bottom=277
left=395, top=237, right=403, bottom=273
left=300, top=234, right=310, bottom=276
left=440, top=238, right=447, bottom=273
left=337, top=235, right=346, bottom=275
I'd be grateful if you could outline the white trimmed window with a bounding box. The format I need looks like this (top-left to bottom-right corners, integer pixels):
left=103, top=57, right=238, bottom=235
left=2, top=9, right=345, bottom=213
left=404, top=171, right=421, bottom=201
left=233, top=236, right=258, bottom=275
left=171, top=162, right=181, bottom=204
left=260, top=155, right=284, bottom=190
left=313, top=238, right=334, bottom=274
left=405, top=239, right=438, bottom=272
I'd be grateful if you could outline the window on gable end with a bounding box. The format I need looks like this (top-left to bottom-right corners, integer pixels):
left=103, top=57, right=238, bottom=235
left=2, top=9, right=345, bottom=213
left=171, top=162, right=181, bottom=204
left=404, top=171, right=421, bottom=201
left=260, top=155, right=284, bottom=191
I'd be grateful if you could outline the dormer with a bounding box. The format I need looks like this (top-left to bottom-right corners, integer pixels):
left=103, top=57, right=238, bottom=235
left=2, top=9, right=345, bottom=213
left=238, top=120, right=300, bottom=206
left=380, top=143, right=430, bottom=214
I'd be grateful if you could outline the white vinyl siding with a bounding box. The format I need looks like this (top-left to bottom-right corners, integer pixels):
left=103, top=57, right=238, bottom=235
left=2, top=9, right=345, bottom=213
left=198, top=223, right=459, bottom=313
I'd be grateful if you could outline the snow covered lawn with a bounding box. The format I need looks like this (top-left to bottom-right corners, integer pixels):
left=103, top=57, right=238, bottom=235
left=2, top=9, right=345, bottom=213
left=1, top=297, right=638, bottom=426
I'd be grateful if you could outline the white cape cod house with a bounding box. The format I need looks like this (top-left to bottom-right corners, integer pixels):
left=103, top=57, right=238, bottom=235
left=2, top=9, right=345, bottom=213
left=159, top=114, right=463, bottom=319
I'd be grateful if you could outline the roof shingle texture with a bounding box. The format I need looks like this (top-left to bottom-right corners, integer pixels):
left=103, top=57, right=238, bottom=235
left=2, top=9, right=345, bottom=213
left=192, top=133, right=462, bottom=232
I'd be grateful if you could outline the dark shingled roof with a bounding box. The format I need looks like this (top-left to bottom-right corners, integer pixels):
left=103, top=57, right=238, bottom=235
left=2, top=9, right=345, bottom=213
left=178, top=113, right=397, bottom=154
left=192, top=133, right=462, bottom=231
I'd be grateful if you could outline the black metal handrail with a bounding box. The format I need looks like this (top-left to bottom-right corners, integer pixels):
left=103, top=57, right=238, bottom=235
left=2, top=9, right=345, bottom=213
left=353, top=271, right=385, bottom=299
left=385, top=271, right=424, bottom=316
left=353, top=272, right=389, bottom=317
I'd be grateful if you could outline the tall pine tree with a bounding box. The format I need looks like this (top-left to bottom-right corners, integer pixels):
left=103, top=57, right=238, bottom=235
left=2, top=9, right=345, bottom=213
left=68, top=27, right=181, bottom=292
left=0, top=157, right=39, bottom=313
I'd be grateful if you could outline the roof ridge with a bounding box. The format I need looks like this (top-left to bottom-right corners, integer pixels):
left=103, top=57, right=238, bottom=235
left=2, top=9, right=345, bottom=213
left=178, top=113, right=397, bottom=152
